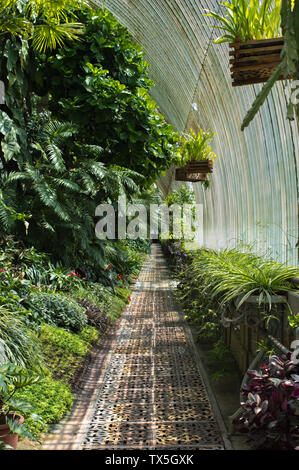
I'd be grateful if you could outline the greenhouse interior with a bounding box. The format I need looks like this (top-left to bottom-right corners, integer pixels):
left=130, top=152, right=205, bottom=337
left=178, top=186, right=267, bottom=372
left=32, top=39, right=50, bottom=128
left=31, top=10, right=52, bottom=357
left=0, top=0, right=299, bottom=456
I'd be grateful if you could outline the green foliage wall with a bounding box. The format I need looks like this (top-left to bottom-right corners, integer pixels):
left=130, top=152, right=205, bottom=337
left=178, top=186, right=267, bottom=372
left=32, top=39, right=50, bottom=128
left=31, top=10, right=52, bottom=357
left=0, top=4, right=178, bottom=268
left=34, top=8, right=179, bottom=183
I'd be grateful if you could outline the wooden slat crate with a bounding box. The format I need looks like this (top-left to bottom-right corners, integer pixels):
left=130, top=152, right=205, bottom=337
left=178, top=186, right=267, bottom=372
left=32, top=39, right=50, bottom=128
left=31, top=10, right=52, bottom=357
left=175, top=167, right=208, bottom=183
left=185, top=159, right=213, bottom=173
left=175, top=159, right=213, bottom=182
left=229, top=37, right=285, bottom=87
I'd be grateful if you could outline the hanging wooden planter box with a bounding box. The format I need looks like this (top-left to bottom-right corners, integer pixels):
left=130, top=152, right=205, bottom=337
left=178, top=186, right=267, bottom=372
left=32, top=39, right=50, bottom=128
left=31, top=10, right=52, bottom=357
left=185, top=160, right=213, bottom=173
left=175, top=167, right=208, bottom=183
left=229, top=37, right=285, bottom=87
left=175, top=159, right=213, bottom=183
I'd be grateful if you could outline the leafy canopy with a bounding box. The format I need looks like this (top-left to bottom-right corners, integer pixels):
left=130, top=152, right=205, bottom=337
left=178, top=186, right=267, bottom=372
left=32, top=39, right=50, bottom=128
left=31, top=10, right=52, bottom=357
left=35, top=7, right=180, bottom=183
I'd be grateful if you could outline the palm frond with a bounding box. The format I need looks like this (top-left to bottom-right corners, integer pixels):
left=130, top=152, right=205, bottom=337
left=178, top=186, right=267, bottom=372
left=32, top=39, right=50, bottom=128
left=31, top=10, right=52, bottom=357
left=32, top=21, right=83, bottom=52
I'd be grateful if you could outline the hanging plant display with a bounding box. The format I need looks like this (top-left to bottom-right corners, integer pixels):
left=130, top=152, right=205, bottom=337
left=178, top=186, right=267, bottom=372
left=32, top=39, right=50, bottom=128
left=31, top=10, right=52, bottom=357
left=229, top=37, right=285, bottom=86
left=204, top=0, right=286, bottom=87
left=175, top=128, right=216, bottom=184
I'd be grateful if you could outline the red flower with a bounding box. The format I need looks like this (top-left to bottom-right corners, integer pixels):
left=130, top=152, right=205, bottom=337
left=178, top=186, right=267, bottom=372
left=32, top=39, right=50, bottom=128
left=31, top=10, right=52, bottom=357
left=128, top=296, right=132, bottom=302
left=0, top=269, right=6, bottom=273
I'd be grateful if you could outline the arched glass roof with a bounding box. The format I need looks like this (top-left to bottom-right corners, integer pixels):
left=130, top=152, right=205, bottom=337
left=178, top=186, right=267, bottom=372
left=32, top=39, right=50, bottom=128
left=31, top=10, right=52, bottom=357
left=100, top=0, right=299, bottom=265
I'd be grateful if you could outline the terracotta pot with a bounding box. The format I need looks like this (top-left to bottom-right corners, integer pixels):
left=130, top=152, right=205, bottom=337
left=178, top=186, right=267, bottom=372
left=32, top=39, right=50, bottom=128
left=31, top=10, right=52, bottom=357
left=0, top=414, right=24, bottom=450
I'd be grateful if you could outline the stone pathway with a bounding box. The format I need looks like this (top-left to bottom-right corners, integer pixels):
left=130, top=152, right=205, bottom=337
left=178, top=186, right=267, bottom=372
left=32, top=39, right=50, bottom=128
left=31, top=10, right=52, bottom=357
left=43, top=244, right=230, bottom=450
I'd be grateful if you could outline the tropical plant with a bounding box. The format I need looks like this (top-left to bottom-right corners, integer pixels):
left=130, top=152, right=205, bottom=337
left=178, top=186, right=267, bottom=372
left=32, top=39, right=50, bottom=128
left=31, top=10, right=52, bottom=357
left=0, top=306, right=44, bottom=370
left=34, top=7, right=180, bottom=183
left=178, top=128, right=217, bottom=165
left=233, top=353, right=299, bottom=449
left=204, top=0, right=282, bottom=44
left=3, top=111, right=144, bottom=267
left=29, top=292, right=88, bottom=332
left=164, top=186, right=197, bottom=242
left=0, top=0, right=91, bottom=52
left=188, top=248, right=299, bottom=310
left=0, top=362, right=44, bottom=448
left=165, top=185, right=196, bottom=206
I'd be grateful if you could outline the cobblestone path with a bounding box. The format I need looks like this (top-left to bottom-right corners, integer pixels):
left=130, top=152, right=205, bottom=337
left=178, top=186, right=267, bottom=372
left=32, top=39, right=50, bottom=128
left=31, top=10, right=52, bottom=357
left=43, top=244, right=229, bottom=450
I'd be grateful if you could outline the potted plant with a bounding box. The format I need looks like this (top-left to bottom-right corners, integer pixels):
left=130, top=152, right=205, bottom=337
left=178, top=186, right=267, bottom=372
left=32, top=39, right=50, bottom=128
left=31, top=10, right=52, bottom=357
left=0, top=362, right=44, bottom=450
left=175, top=128, right=216, bottom=185
left=204, top=0, right=286, bottom=86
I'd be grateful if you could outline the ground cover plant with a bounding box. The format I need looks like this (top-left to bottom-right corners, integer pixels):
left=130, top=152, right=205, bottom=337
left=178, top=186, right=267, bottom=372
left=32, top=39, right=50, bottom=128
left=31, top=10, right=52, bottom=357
left=173, top=244, right=299, bottom=343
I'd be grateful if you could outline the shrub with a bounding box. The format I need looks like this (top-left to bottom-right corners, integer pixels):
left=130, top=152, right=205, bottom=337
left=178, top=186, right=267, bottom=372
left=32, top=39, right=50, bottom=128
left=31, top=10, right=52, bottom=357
left=72, top=283, right=114, bottom=312
left=40, top=324, right=99, bottom=384
left=234, top=354, right=299, bottom=450
left=70, top=283, right=128, bottom=321
left=107, top=297, right=127, bottom=322
left=30, top=292, right=87, bottom=332
left=39, top=324, right=90, bottom=356
left=78, top=326, right=99, bottom=344
left=15, top=377, right=73, bottom=436
left=0, top=307, right=44, bottom=370
left=76, top=298, right=110, bottom=332
left=36, top=7, right=179, bottom=183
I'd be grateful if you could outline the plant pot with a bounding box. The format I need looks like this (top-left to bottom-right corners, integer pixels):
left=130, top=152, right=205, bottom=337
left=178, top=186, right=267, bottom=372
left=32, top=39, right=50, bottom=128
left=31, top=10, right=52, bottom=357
left=186, top=159, right=213, bottom=173
left=175, top=160, right=212, bottom=182
left=0, top=414, right=24, bottom=450
left=175, top=167, right=208, bottom=182
left=229, top=37, right=286, bottom=87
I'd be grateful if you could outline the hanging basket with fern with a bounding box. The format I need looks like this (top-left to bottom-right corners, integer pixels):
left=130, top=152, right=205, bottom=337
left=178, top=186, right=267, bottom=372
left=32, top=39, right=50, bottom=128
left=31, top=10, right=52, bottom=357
left=175, top=129, right=216, bottom=183
left=204, top=0, right=287, bottom=87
